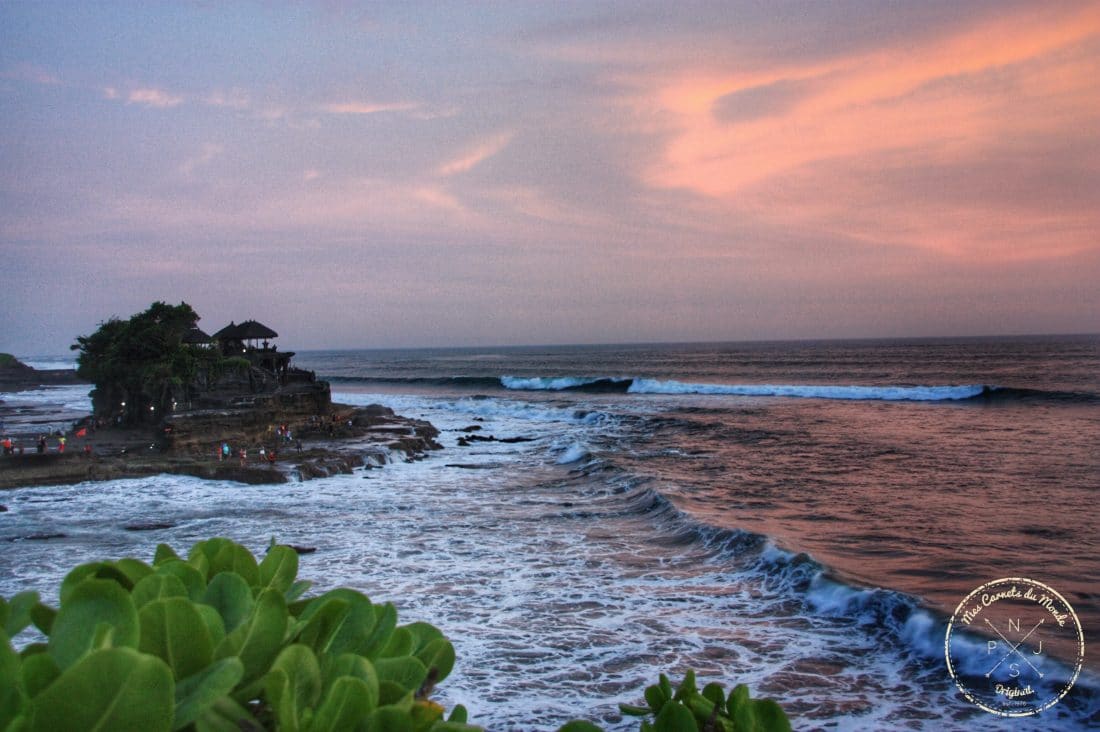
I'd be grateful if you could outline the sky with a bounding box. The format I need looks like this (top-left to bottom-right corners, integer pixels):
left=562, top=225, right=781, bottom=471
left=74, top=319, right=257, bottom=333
left=2, top=1, right=1099, bottom=354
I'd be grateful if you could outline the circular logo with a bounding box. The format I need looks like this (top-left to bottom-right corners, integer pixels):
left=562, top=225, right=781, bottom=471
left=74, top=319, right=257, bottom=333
left=945, top=577, right=1085, bottom=717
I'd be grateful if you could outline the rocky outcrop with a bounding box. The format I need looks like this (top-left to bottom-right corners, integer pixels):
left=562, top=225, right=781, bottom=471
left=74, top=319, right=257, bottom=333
left=0, top=355, right=85, bottom=391
left=0, top=400, right=442, bottom=490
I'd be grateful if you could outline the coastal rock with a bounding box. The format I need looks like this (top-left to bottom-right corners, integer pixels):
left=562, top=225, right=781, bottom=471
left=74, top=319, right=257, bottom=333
left=0, top=354, right=85, bottom=391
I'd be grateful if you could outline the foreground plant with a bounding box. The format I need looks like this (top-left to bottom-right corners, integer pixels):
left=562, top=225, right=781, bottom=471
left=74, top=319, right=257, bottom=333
left=560, top=670, right=791, bottom=732
left=0, top=538, right=473, bottom=731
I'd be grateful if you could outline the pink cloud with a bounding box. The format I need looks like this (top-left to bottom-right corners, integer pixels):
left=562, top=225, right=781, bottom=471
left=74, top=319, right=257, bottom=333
left=127, top=87, right=185, bottom=108
left=322, top=100, right=419, bottom=115
left=634, top=3, right=1100, bottom=262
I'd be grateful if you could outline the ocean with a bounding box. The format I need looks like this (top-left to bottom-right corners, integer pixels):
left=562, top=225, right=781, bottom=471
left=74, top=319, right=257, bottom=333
left=2, top=336, right=1098, bottom=729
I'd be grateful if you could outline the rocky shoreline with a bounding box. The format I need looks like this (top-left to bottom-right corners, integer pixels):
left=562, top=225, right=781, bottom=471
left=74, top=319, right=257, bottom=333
left=0, top=375, right=442, bottom=490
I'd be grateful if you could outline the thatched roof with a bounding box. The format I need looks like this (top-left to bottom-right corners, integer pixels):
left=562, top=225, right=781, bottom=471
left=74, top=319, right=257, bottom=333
left=212, top=320, right=278, bottom=341
left=236, top=320, right=278, bottom=340
left=182, top=326, right=211, bottom=344
left=211, top=322, right=240, bottom=340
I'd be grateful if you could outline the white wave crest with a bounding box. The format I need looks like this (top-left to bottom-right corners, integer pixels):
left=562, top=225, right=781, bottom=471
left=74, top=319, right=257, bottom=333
left=627, top=379, right=986, bottom=401
left=555, top=442, right=590, bottom=464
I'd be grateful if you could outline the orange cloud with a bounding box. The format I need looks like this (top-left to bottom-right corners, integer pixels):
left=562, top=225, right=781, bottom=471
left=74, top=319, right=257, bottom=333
left=640, top=3, right=1100, bottom=261
left=437, top=132, right=514, bottom=177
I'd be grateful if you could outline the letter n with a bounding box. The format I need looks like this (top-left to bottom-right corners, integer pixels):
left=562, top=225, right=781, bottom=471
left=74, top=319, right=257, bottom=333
left=1008, top=617, right=1020, bottom=633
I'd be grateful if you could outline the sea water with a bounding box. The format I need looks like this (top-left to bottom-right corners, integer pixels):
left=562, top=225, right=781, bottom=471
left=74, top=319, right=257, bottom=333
left=1, top=336, right=1098, bottom=729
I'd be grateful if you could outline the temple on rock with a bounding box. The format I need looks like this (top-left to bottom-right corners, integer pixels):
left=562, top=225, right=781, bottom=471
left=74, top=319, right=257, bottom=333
left=183, top=319, right=329, bottom=413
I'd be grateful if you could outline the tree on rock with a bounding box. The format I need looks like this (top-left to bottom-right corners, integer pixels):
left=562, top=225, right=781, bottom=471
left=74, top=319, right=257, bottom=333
left=71, top=301, right=219, bottom=424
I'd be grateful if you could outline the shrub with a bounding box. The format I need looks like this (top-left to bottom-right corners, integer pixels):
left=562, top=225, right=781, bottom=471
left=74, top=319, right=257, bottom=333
left=0, top=538, right=473, bottom=731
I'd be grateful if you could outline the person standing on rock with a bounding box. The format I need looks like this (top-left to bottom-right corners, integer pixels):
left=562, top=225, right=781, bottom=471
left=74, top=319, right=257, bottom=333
left=58, top=435, right=66, bottom=453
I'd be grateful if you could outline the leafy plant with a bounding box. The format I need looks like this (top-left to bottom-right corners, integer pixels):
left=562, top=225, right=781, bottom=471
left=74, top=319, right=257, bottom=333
left=556, top=670, right=791, bottom=732
left=0, top=538, right=475, bottom=731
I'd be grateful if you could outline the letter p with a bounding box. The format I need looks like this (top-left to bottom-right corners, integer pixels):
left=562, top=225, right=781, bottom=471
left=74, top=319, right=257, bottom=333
left=988, top=640, right=999, bottom=654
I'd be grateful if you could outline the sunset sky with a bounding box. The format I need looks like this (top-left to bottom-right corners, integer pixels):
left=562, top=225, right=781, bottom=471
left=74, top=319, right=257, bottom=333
left=2, top=1, right=1099, bottom=354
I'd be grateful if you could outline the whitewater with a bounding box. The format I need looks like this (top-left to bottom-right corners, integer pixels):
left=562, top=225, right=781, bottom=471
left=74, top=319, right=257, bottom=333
left=2, top=336, right=1098, bottom=730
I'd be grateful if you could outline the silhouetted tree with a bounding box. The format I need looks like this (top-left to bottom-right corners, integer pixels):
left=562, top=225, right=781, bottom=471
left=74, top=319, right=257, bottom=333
left=71, top=301, right=223, bottom=424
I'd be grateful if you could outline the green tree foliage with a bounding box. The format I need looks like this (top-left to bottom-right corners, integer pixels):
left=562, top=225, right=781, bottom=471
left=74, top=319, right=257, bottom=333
left=70, top=301, right=225, bottom=424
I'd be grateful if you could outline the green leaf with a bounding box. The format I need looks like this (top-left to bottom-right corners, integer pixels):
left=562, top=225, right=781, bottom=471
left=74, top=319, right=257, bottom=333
left=294, top=598, right=351, bottom=655
left=415, top=638, right=455, bottom=684
left=265, top=644, right=322, bottom=732
left=18, top=643, right=47, bottom=659
left=214, top=588, right=287, bottom=687
left=619, top=704, right=652, bottom=717
left=195, top=695, right=260, bottom=732
left=58, top=563, right=103, bottom=603
left=362, top=602, right=397, bottom=659
left=173, top=657, right=244, bottom=731
left=653, top=701, right=697, bottom=732
left=112, top=558, right=154, bottom=586
left=644, top=683, right=667, bottom=713
left=364, top=704, right=415, bottom=732
left=378, top=626, right=414, bottom=658
left=1, top=631, right=25, bottom=730
left=447, top=704, right=468, bottom=723
left=156, top=560, right=207, bottom=601
left=154, top=543, right=182, bottom=566
left=308, top=676, right=374, bottom=732
left=201, top=572, right=254, bottom=634
left=321, top=653, right=379, bottom=712
left=374, top=656, right=428, bottom=695
left=402, top=621, right=443, bottom=653
left=286, top=580, right=313, bottom=604
left=20, top=652, right=60, bottom=699
left=29, top=605, right=54, bottom=636
left=557, top=722, right=604, bottom=732
left=674, top=670, right=697, bottom=702
left=194, top=604, right=227, bottom=649
left=3, top=592, right=40, bottom=637
left=132, top=573, right=189, bottom=609
left=138, top=597, right=214, bottom=680
left=27, top=647, right=173, bottom=732
left=258, top=545, right=299, bottom=595
left=298, top=589, right=377, bottom=657
left=726, top=683, right=749, bottom=719
left=378, top=680, right=413, bottom=707
left=48, top=579, right=139, bottom=669
left=701, top=682, right=725, bottom=709
left=750, top=699, right=791, bottom=732
left=190, top=539, right=259, bottom=586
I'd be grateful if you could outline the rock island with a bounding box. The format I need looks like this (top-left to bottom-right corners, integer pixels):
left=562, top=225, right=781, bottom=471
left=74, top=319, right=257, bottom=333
left=0, top=302, right=440, bottom=489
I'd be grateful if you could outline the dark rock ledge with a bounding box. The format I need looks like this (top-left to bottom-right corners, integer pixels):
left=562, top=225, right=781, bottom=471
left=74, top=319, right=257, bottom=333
left=0, top=403, right=442, bottom=490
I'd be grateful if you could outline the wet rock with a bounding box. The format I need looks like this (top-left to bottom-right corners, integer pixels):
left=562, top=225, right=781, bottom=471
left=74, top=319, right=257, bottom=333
left=289, top=545, right=317, bottom=555
left=0, top=505, right=7, bottom=512
left=459, top=425, right=482, bottom=432
left=124, top=522, right=176, bottom=532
